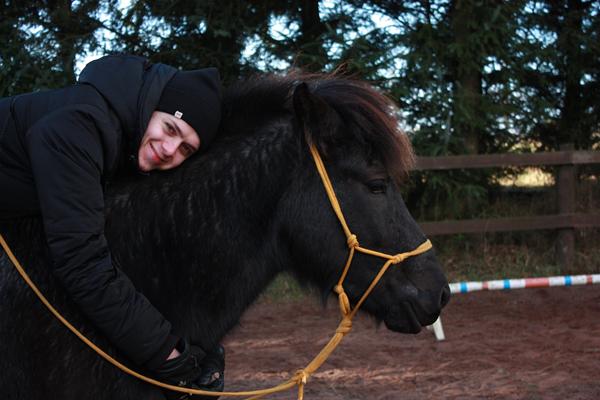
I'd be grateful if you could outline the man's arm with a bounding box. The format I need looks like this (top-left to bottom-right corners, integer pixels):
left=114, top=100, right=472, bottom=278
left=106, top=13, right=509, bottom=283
left=26, top=106, right=177, bottom=368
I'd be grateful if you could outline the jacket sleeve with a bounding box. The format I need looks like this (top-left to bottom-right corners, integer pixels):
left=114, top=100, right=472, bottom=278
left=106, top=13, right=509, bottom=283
left=26, top=106, right=178, bottom=368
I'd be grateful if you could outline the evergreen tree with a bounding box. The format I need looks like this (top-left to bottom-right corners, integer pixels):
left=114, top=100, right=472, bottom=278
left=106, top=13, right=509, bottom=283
left=106, top=0, right=276, bottom=84
left=517, top=0, right=600, bottom=151
left=0, top=0, right=104, bottom=96
left=3, top=0, right=598, bottom=153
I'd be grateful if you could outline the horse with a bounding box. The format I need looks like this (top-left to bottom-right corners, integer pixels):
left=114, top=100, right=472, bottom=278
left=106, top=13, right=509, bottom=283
left=0, top=73, right=450, bottom=399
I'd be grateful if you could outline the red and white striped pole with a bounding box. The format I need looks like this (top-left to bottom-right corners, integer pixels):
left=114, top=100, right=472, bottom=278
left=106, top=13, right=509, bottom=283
left=449, top=274, right=600, bottom=294
left=428, top=274, right=600, bottom=341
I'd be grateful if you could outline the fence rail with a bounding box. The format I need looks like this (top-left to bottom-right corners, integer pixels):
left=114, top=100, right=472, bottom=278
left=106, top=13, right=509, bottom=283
left=419, top=213, right=600, bottom=236
left=414, top=147, right=600, bottom=269
left=415, top=150, right=600, bottom=170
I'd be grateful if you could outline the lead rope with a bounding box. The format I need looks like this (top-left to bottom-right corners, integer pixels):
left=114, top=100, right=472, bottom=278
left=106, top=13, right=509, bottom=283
left=0, top=143, right=431, bottom=399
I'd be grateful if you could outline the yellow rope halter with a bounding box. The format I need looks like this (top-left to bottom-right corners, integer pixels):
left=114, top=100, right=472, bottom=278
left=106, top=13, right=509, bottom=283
left=0, top=143, right=431, bottom=399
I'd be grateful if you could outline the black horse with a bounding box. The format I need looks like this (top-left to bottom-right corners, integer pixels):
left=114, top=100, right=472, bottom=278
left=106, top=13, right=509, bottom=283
left=0, top=73, right=450, bottom=399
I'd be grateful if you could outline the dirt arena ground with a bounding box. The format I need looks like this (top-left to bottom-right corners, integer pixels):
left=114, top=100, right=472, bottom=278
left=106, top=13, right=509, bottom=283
left=223, top=285, right=600, bottom=399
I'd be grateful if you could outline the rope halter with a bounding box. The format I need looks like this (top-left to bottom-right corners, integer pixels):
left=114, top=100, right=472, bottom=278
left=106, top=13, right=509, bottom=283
left=275, top=144, right=432, bottom=399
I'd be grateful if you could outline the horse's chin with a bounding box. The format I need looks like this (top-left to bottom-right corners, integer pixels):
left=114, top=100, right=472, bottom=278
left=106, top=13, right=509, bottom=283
left=383, top=302, right=438, bottom=334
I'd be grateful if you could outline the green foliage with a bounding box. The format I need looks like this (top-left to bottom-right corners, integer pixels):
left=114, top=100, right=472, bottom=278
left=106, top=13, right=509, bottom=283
left=518, top=1, right=600, bottom=151
left=1, top=0, right=102, bottom=95
left=260, top=272, right=312, bottom=302
left=436, top=228, right=600, bottom=282
left=101, top=0, right=279, bottom=83
left=5, top=0, right=598, bottom=152
left=433, top=178, right=600, bottom=281
left=407, top=170, right=488, bottom=221
left=3, top=0, right=599, bottom=227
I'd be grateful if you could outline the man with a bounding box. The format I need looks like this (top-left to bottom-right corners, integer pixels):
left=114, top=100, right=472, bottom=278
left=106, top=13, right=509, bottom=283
left=0, top=54, right=224, bottom=396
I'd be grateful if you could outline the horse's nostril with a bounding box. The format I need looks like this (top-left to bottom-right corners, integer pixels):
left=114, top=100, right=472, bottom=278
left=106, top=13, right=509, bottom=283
left=439, top=284, right=451, bottom=308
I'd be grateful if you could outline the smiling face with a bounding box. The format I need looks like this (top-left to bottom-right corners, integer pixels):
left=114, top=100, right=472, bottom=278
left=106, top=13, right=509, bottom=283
left=138, top=111, right=201, bottom=172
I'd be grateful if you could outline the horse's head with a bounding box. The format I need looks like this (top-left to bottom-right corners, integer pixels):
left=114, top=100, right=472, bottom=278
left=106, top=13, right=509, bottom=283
left=281, top=79, right=450, bottom=333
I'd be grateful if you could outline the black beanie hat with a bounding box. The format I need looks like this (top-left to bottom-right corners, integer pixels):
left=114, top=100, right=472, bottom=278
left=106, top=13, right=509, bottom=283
left=156, top=67, right=222, bottom=149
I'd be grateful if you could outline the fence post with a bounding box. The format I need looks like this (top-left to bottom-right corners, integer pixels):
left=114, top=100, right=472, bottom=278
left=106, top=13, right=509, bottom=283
left=556, top=143, right=576, bottom=271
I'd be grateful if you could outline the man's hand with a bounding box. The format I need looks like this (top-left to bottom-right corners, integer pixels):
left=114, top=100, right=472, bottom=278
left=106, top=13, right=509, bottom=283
left=193, top=344, right=225, bottom=391
left=153, top=340, right=225, bottom=400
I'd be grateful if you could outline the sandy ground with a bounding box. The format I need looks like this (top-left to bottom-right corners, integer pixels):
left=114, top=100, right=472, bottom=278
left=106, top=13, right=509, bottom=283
left=223, top=285, right=600, bottom=399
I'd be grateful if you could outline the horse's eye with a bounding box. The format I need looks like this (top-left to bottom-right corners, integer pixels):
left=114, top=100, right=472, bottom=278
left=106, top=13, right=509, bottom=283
left=367, top=179, right=388, bottom=194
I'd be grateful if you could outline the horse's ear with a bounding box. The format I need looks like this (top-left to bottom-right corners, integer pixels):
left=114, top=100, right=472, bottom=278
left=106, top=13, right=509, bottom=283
left=292, top=82, right=340, bottom=146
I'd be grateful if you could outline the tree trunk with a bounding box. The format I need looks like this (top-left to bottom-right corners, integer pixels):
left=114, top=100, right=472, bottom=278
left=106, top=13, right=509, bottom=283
left=449, top=0, right=483, bottom=155
left=555, top=0, right=584, bottom=149
left=295, top=0, right=327, bottom=71
left=47, top=0, right=78, bottom=85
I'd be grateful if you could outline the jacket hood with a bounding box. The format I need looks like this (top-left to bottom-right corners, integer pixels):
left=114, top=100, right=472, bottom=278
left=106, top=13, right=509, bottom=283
left=77, top=55, right=177, bottom=166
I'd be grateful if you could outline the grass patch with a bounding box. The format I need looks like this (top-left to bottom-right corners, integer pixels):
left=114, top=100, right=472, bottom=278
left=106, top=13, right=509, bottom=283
left=435, top=229, right=600, bottom=282
left=260, top=272, right=311, bottom=302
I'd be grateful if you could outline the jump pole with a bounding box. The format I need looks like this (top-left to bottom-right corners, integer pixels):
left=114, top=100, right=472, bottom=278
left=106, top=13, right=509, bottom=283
left=448, top=274, right=600, bottom=294
left=427, top=274, right=600, bottom=341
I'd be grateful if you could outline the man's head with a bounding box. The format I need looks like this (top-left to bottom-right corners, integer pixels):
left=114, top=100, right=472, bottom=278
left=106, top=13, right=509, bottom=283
left=138, top=68, right=221, bottom=172
left=138, top=111, right=200, bottom=172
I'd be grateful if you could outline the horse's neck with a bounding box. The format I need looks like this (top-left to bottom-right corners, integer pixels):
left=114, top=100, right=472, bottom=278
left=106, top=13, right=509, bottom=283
left=108, top=127, right=300, bottom=347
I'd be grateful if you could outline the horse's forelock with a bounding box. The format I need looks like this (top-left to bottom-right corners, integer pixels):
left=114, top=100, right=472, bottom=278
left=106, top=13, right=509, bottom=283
left=309, top=78, right=415, bottom=184
left=219, top=72, right=414, bottom=183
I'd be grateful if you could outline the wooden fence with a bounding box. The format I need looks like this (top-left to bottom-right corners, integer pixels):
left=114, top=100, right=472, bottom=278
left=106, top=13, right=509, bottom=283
left=414, top=147, right=600, bottom=270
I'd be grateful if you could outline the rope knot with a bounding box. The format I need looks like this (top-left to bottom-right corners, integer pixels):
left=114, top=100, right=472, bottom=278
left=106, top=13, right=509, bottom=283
left=294, top=369, right=309, bottom=385
left=334, top=285, right=351, bottom=315
left=391, top=253, right=407, bottom=264
left=293, top=369, right=309, bottom=400
left=336, top=317, right=352, bottom=335
left=346, top=234, right=359, bottom=248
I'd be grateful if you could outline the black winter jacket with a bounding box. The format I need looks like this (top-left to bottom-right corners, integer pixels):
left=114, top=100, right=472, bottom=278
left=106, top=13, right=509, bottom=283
left=0, top=55, right=180, bottom=368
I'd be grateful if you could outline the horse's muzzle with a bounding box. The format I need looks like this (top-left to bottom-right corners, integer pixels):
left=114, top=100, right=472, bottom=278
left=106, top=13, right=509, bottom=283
left=383, top=284, right=451, bottom=333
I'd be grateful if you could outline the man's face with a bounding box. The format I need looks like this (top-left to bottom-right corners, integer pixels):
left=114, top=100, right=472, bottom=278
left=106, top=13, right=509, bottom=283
left=138, top=111, right=201, bottom=172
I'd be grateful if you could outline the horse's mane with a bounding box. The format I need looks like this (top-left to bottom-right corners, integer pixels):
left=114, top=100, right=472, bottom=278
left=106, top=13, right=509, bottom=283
left=217, top=72, right=415, bottom=183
